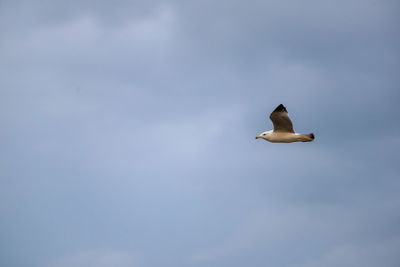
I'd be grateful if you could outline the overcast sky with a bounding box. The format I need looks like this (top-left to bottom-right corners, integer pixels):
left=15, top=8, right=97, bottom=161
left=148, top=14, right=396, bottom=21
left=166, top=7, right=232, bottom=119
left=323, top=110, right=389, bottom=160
left=1, top=0, right=400, bottom=266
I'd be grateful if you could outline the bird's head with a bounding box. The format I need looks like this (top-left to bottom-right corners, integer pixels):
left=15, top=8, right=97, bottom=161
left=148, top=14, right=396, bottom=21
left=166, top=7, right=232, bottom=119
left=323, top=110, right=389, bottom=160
left=255, top=131, right=272, bottom=141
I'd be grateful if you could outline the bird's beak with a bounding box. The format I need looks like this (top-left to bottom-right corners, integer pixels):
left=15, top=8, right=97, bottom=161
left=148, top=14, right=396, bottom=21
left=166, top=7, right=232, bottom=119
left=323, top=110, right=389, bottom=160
left=255, top=136, right=261, bottom=139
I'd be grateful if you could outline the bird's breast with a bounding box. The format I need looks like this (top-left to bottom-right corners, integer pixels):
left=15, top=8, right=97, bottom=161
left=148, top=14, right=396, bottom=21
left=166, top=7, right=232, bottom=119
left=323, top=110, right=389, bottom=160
left=268, top=132, right=299, bottom=143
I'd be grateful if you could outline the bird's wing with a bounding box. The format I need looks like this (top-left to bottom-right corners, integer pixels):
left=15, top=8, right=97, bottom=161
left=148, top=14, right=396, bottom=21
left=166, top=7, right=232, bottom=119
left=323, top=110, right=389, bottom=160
left=269, top=104, right=295, bottom=133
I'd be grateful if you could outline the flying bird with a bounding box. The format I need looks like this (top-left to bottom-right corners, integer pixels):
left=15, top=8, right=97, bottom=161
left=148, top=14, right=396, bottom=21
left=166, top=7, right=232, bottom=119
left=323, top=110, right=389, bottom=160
left=256, top=104, right=315, bottom=143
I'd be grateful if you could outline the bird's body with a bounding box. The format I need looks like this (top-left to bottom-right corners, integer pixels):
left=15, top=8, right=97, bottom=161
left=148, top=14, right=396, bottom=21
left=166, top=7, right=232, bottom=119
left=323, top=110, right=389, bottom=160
left=259, top=130, right=314, bottom=143
left=256, top=104, right=315, bottom=143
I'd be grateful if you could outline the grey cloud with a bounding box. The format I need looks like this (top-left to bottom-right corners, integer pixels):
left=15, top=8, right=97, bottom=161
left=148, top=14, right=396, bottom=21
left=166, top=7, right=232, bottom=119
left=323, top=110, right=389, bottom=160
left=47, top=250, right=142, bottom=267
left=1, top=0, right=400, bottom=266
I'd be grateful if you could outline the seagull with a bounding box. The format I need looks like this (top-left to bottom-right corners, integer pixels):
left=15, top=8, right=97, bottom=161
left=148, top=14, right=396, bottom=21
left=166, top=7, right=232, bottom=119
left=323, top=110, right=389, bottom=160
left=255, top=104, right=315, bottom=143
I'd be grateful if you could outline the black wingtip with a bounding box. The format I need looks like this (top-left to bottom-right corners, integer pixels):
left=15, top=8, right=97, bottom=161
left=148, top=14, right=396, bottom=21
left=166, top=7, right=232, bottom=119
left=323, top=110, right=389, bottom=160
left=273, top=104, right=287, bottom=113
left=309, top=133, right=315, bottom=140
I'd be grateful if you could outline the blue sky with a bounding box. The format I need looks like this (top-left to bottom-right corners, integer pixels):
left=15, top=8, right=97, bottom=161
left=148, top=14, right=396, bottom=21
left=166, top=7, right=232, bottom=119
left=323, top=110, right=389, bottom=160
left=1, top=0, right=399, bottom=266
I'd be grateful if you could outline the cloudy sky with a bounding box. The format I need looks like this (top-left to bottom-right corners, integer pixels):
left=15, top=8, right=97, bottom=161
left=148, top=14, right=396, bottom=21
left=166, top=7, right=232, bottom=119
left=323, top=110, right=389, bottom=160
left=1, top=0, right=399, bottom=266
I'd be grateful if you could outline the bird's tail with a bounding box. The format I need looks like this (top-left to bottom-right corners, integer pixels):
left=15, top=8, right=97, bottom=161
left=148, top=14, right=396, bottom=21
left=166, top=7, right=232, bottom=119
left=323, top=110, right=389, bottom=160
left=299, top=133, right=315, bottom=142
